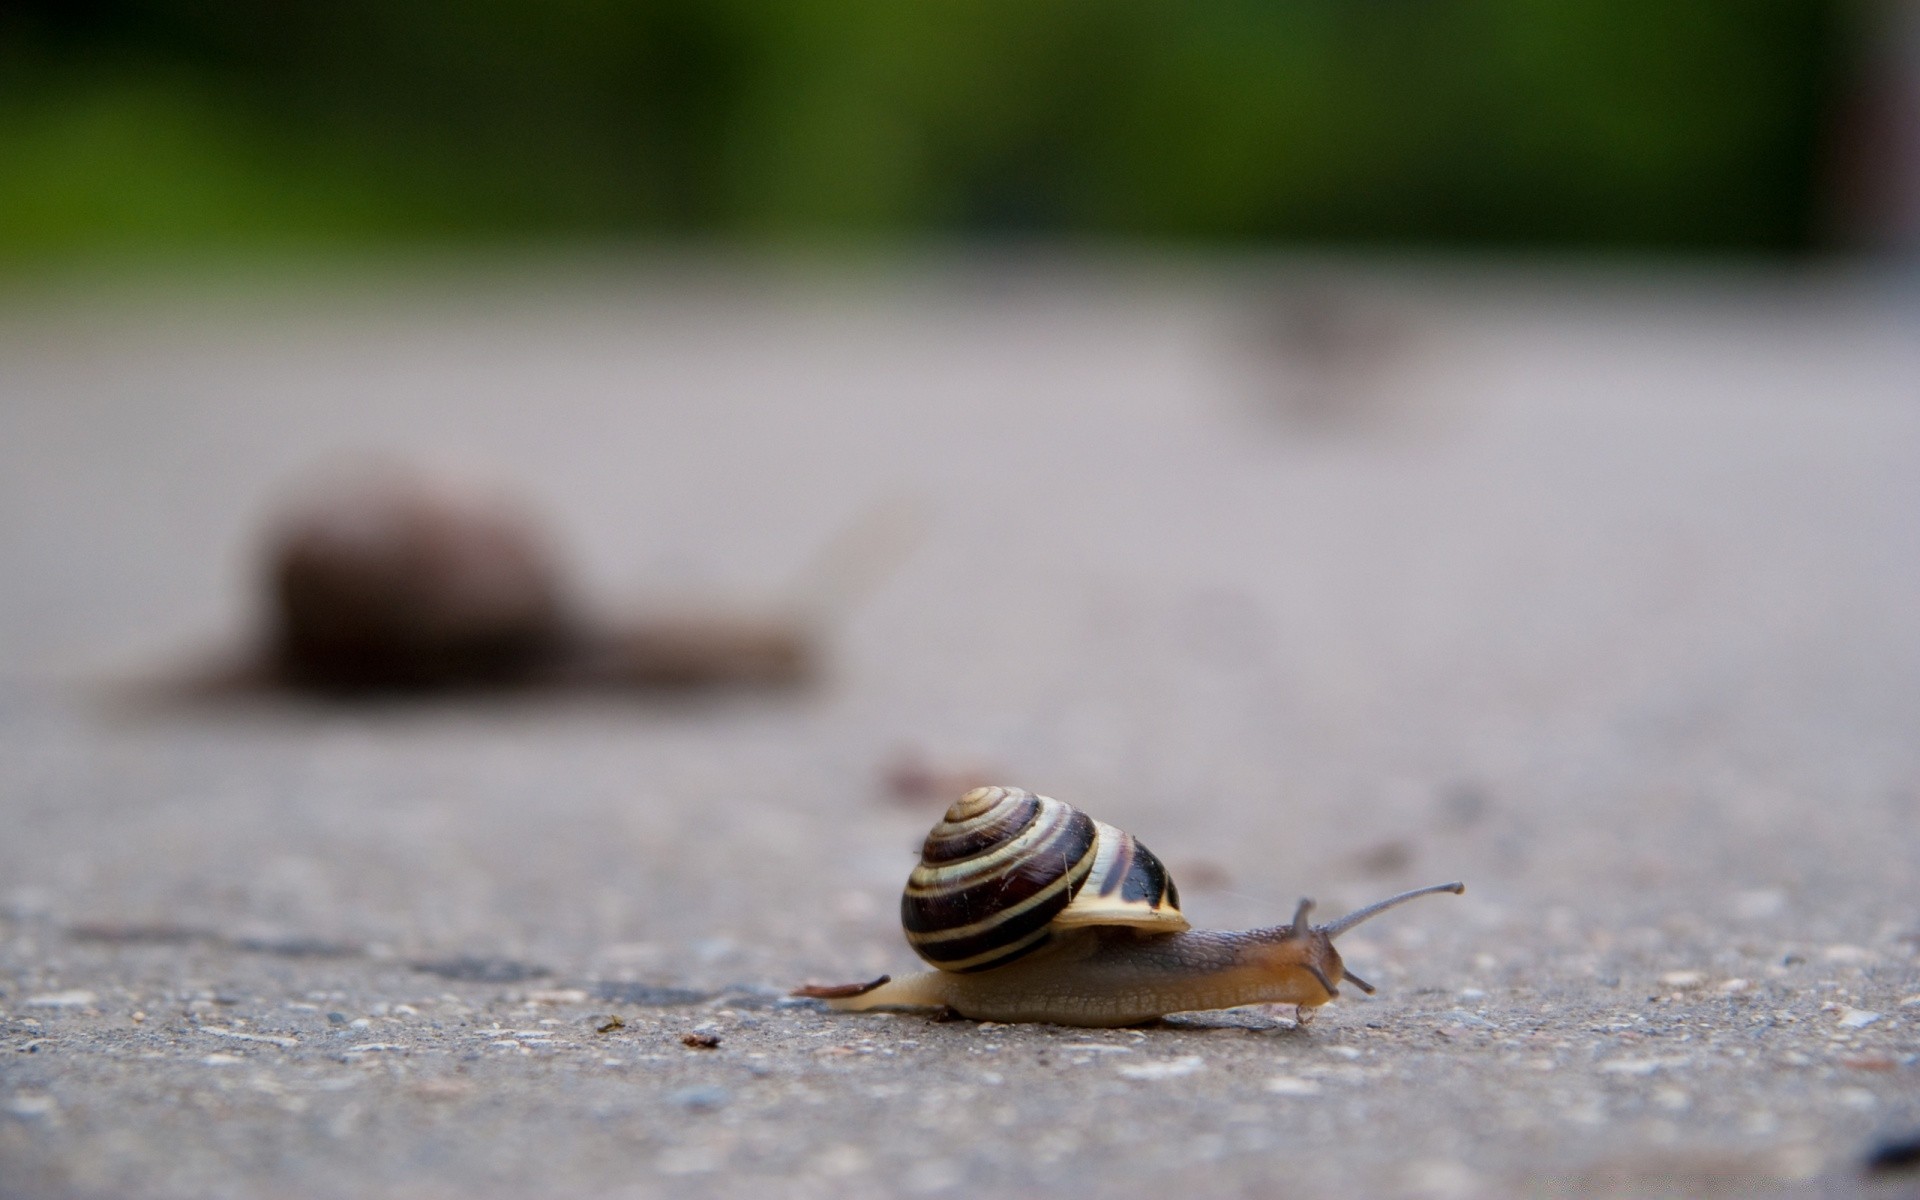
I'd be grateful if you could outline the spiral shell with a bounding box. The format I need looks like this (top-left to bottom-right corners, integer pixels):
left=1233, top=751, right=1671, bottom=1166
left=901, top=786, right=1189, bottom=972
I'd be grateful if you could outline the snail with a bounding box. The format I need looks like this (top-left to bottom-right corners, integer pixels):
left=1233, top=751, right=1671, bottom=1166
left=797, top=786, right=1463, bottom=1027
left=162, top=459, right=821, bottom=694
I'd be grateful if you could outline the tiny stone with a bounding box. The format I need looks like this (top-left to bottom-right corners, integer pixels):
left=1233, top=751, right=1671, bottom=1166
left=1117, top=1056, right=1204, bottom=1081
left=1836, top=1008, right=1883, bottom=1029
left=1599, top=1056, right=1688, bottom=1075
left=1264, top=1076, right=1322, bottom=1096
left=667, top=1085, right=729, bottom=1112
left=327, top=1012, right=347, bottom=1025
left=812, top=1143, right=871, bottom=1176
left=680, top=1032, right=720, bottom=1050
left=1659, top=970, right=1705, bottom=988
left=1840, top=1055, right=1896, bottom=1071
left=4, top=1094, right=58, bottom=1118
left=24, top=990, right=95, bottom=1008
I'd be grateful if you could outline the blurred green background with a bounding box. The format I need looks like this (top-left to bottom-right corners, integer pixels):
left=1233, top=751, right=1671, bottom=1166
left=0, top=0, right=1846, bottom=259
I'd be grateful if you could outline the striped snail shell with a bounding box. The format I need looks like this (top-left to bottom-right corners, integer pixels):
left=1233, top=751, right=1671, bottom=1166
left=902, top=786, right=1190, bottom=973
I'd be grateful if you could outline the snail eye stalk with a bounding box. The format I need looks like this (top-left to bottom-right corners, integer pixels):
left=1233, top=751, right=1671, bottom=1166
left=1289, top=898, right=1314, bottom=938
left=1317, top=882, right=1464, bottom=939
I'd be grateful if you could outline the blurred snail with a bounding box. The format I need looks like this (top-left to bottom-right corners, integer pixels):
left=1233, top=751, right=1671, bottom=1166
left=249, top=461, right=817, bottom=693
left=267, top=465, right=571, bottom=689
left=797, top=786, right=1462, bottom=1027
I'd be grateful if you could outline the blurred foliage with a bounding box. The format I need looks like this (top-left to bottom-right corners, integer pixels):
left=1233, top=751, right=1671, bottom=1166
left=0, top=0, right=1843, bottom=255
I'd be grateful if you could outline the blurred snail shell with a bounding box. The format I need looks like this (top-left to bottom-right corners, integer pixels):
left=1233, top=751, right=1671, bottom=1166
left=266, top=464, right=571, bottom=690
left=799, top=786, right=1463, bottom=1027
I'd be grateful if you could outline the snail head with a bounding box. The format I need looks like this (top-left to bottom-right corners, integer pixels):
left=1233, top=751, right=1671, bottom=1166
left=1255, top=882, right=1465, bottom=1001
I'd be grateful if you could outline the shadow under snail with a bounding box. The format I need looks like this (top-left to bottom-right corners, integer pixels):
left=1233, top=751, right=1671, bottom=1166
left=798, top=786, right=1463, bottom=1027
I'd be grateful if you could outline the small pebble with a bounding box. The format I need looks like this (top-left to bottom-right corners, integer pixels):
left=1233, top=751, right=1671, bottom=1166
left=1840, top=1056, right=1895, bottom=1071
left=1117, top=1056, right=1205, bottom=1081
left=680, top=1032, right=720, bottom=1050
left=1600, top=1056, right=1689, bottom=1075
left=24, top=990, right=95, bottom=1008
left=1822, top=945, right=1876, bottom=964
left=1837, top=1008, right=1883, bottom=1029
left=4, top=1094, right=58, bottom=1118
left=1264, top=1076, right=1322, bottom=1096
left=667, top=1085, right=729, bottom=1112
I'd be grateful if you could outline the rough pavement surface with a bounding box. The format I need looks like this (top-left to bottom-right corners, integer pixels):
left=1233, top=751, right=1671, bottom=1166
left=2, top=262, right=1917, bottom=1198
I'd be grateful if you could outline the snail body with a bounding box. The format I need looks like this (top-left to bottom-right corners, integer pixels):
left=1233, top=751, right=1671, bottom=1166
left=800, top=786, right=1462, bottom=1027
left=256, top=461, right=814, bottom=693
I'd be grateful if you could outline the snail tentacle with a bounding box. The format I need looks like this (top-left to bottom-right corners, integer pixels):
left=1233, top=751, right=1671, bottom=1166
left=1315, top=882, right=1466, bottom=939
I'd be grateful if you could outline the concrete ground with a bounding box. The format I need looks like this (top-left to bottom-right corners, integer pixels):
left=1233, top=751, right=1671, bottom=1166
left=1, top=257, right=1917, bottom=1199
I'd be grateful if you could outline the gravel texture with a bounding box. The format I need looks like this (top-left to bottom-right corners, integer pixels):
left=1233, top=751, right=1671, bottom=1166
left=1, top=260, right=1917, bottom=1199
